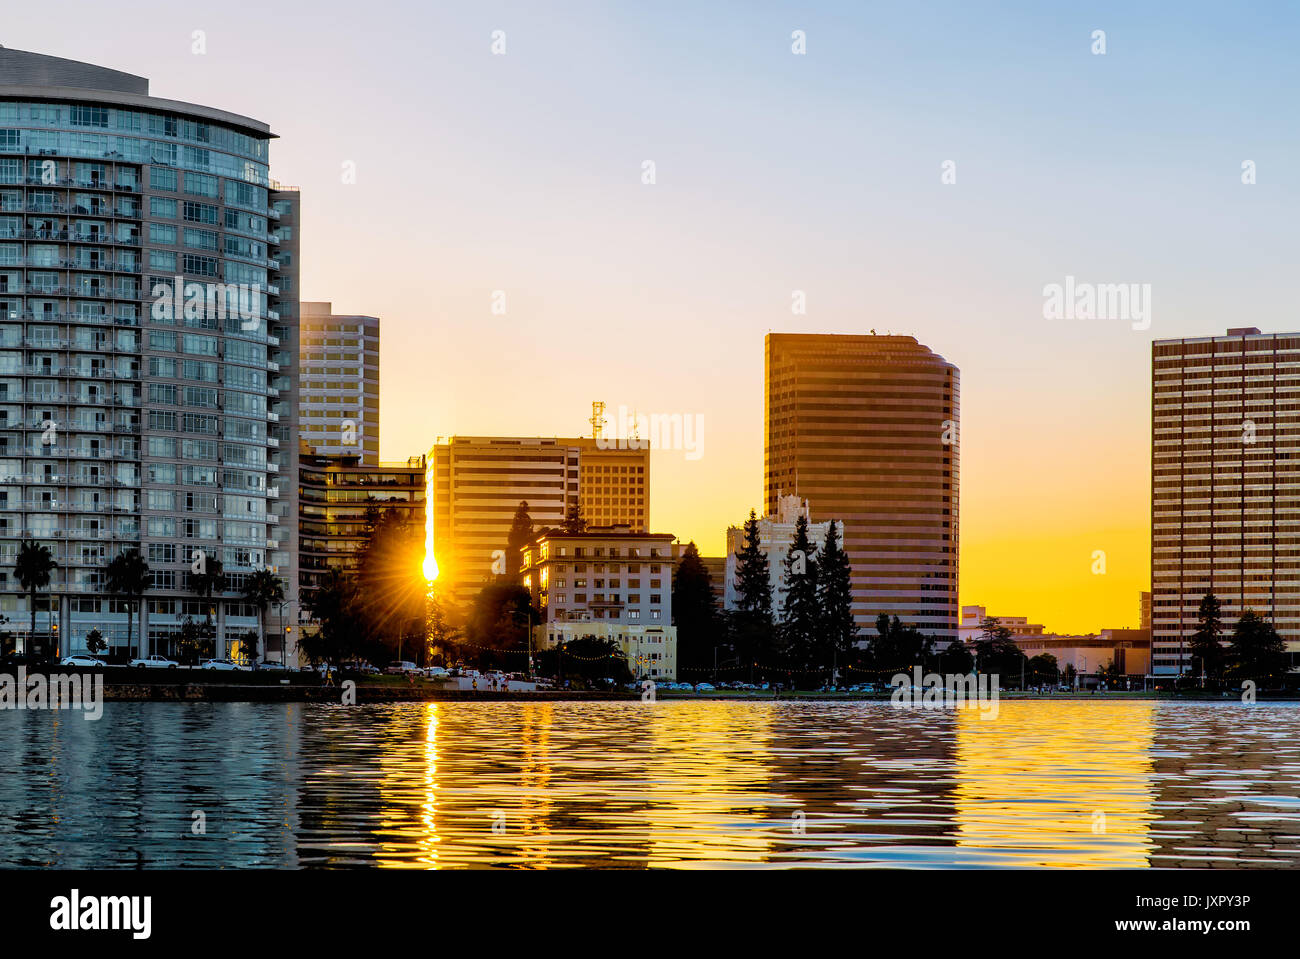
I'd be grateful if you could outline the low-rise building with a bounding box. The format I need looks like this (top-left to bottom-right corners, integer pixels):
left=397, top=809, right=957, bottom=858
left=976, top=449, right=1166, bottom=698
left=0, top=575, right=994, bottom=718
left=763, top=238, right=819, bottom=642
left=521, top=525, right=677, bottom=681
left=723, top=494, right=832, bottom=616
left=958, top=605, right=1047, bottom=643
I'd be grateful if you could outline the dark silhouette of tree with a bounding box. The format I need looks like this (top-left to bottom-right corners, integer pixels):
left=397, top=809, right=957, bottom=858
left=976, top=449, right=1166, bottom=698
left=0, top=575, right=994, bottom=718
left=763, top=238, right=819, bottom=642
left=15, top=539, right=57, bottom=654
left=817, top=520, right=856, bottom=670
left=241, top=567, right=285, bottom=666
left=672, top=541, right=718, bottom=671
left=1228, top=609, right=1289, bottom=684
left=1188, top=592, right=1225, bottom=682
left=506, top=501, right=534, bottom=577
left=563, top=501, right=587, bottom=534
left=869, top=614, right=933, bottom=674
left=971, top=616, right=1027, bottom=684
left=731, top=509, right=774, bottom=678
left=780, top=514, right=820, bottom=678
left=105, top=547, right=149, bottom=657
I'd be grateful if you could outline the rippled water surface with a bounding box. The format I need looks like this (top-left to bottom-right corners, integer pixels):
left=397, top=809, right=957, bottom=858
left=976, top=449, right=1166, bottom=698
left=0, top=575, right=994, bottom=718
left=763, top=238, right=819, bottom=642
left=1, top=700, right=1298, bottom=868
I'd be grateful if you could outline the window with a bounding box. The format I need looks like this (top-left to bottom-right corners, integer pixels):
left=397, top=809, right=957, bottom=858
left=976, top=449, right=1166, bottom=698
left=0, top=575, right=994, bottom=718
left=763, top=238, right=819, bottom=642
left=150, top=197, right=177, bottom=219
left=151, top=168, right=178, bottom=191
left=184, top=172, right=218, bottom=198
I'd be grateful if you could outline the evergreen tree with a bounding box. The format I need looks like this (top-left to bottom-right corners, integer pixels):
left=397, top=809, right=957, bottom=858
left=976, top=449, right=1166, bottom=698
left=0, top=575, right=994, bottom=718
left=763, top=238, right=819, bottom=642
left=779, top=514, right=820, bottom=677
left=1188, top=591, right=1225, bottom=681
left=870, top=614, right=932, bottom=673
left=817, top=520, right=856, bottom=669
left=563, top=501, right=587, bottom=534
left=506, top=501, right=534, bottom=577
left=971, top=616, right=1027, bottom=683
left=1228, top=609, right=1289, bottom=683
left=672, top=541, right=719, bottom=670
left=732, top=509, right=774, bottom=678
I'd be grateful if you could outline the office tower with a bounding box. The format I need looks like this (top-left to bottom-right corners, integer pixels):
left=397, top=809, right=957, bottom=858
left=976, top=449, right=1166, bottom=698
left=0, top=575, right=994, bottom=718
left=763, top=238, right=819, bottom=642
left=723, top=494, right=832, bottom=616
left=427, top=435, right=649, bottom=609
left=764, top=333, right=960, bottom=643
left=0, top=48, right=295, bottom=658
left=521, top=525, right=678, bottom=681
left=298, top=302, right=379, bottom=464
left=1151, top=327, right=1300, bottom=675
left=298, top=453, right=425, bottom=595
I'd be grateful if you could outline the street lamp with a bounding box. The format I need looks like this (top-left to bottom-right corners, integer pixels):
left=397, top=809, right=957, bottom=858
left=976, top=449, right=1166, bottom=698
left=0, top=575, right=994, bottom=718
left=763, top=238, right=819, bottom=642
left=275, top=599, right=300, bottom=665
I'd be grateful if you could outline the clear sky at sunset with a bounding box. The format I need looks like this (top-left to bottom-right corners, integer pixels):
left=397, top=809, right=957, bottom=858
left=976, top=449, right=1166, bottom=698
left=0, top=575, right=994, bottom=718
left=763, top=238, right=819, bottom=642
left=8, top=0, right=1298, bottom=633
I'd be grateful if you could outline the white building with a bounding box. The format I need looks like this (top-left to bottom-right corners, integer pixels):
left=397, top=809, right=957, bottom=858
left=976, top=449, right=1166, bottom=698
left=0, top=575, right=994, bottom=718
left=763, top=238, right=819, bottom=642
left=521, top=526, right=677, bottom=681
left=723, top=495, right=832, bottom=615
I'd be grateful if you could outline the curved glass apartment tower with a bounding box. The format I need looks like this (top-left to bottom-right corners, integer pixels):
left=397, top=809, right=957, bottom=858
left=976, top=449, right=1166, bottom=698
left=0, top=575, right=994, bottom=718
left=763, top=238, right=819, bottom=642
left=0, top=47, right=298, bottom=660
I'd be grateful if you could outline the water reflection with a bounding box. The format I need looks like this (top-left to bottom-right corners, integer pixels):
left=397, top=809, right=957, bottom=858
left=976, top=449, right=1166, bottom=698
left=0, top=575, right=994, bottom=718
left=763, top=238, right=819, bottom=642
left=0, top=700, right=1297, bottom=868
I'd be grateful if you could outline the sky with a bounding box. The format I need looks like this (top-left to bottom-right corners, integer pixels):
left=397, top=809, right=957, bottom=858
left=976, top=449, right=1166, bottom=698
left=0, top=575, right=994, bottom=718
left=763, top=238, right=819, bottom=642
left=6, top=1, right=1299, bottom=633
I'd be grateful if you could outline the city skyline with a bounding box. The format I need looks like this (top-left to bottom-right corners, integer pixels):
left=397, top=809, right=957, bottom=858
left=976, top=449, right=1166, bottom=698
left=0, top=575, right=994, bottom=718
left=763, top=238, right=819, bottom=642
left=5, top=3, right=1297, bottom=634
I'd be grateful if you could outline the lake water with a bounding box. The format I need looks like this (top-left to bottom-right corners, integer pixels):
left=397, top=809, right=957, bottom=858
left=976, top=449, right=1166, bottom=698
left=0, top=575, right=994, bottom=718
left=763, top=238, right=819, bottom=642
left=1, top=699, right=1298, bottom=868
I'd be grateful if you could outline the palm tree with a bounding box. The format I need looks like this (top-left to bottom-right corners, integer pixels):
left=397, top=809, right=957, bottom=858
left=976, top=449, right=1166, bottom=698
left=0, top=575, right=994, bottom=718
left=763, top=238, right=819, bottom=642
left=105, top=548, right=150, bottom=657
left=14, top=539, right=57, bottom=654
left=241, top=567, right=284, bottom=666
left=191, top=555, right=226, bottom=652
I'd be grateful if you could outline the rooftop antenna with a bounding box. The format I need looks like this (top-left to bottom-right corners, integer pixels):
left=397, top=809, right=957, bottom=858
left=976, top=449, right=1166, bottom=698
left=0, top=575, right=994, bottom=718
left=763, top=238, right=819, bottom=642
left=589, top=401, right=606, bottom=440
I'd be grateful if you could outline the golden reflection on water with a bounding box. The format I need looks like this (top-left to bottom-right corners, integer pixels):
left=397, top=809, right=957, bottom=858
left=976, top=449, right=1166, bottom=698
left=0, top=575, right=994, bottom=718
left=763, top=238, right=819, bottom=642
left=953, top=701, right=1158, bottom=867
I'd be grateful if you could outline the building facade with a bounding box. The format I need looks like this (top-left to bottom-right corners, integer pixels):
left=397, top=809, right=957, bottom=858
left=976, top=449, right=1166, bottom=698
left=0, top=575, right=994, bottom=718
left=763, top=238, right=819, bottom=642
left=427, top=435, right=648, bottom=609
left=0, top=47, right=296, bottom=659
left=723, top=494, right=832, bottom=616
left=521, top=525, right=677, bottom=681
left=764, top=333, right=960, bottom=644
left=298, top=301, right=378, bottom=464
left=1151, top=328, right=1300, bottom=675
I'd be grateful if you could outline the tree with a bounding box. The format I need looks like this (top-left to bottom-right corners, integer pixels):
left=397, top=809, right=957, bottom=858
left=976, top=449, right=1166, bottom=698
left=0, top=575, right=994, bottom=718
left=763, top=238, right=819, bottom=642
left=85, top=628, right=106, bottom=656
left=242, top=568, right=285, bottom=666
left=505, top=501, right=534, bottom=577
left=1188, top=592, right=1225, bottom=682
left=869, top=614, right=933, bottom=674
left=672, top=541, right=719, bottom=671
left=191, top=554, right=227, bottom=630
left=971, top=616, right=1027, bottom=684
left=732, top=509, right=774, bottom=678
left=300, top=568, right=370, bottom=675
left=426, top=591, right=463, bottom=667
left=14, top=539, right=57, bottom=654
left=105, top=548, right=150, bottom=657
left=1228, top=610, right=1289, bottom=684
left=355, top=507, right=427, bottom=662
left=938, top=638, right=974, bottom=674
left=238, top=630, right=259, bottom=665
left=817, top=520, right=856, bottom=671
left=536, top=634, right=631, bottom=686
left=562, top=501, right=587, bottom=534
left=465, top=581, right=535, bottom=671
left=779, top=514, right=820, bottom=679
left=1027, top=653, right=1059, bottom=685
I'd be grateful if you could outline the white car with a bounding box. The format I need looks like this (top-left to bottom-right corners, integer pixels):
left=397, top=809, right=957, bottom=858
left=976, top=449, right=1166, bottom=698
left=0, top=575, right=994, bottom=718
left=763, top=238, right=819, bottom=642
left=695, top=683, right=715, bottom=691
left=200, top=659, right=249, bottom=671
left=385, top=661, right=422, bottom=676
left=130, top=655, right=179, bottom=669
left=61, top=654, right=107, bottom=668
left=424, top=666, right=449, bottom=679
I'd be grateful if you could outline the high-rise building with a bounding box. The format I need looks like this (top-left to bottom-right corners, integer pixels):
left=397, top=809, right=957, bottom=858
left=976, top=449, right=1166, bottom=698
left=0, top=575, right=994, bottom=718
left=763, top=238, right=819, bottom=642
left=427, top=435, right=649, bottom=609
left=1151, top=327, right=1300, bottom=675
left=298, top=302, right=379, bottom=464
left=0, top=48, right=296, bottom=659
left=764, top=333, right=959, bottom=643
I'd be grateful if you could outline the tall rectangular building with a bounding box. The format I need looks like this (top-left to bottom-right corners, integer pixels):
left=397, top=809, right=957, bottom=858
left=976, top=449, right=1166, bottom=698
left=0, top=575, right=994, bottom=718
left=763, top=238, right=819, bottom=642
left=298, top=302, right=379, bottom=465
left=1151, top=327, right=1300, bottom=675
left=427, top=435, right=649, bottom=609
left=0, top=47, right=295, bottom=660
left=764, top=333, right=960, bottom=643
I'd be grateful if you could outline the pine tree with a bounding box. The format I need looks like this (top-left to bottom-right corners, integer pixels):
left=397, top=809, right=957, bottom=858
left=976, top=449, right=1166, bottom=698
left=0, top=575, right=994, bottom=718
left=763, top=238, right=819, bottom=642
left=780, top=514, right=820, bottom=676
left=672, top=541, right=718, bottom=670
left=506, top=501, right=534, bottom=577
left=817, top=520, right=856, bottom=667
left=1229, top=609, right=1289, bottom=683
left=563, top=501, right=587, bottom=534
left=732, top=509, right=774, bottom=678
left=1188, top=591, right=1224, bottom=681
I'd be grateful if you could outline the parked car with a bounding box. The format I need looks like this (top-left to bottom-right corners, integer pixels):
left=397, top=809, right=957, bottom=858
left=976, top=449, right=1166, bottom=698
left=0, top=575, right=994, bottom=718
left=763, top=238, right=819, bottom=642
left=695, top=682, right=715, bottom=691
left=60, top=654, right=107, bottom=668
left=129, top=655, right=179, bottom=669
left=200, top=659, right=249, bottom=671
left=385, top=661, right=422, bottom=676
left=424, top=666, right=450, bottom=679
left=255, top=660, right=288, bottom=672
